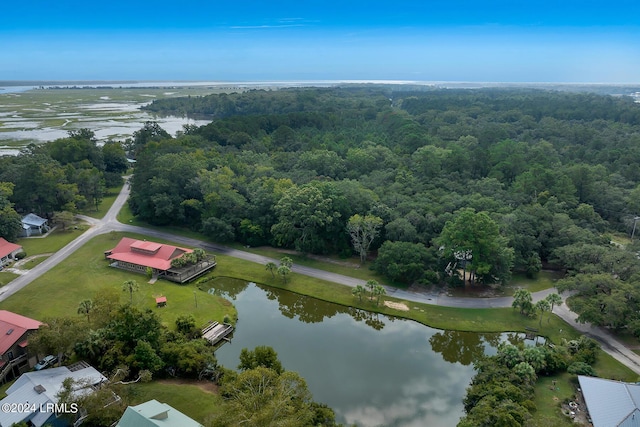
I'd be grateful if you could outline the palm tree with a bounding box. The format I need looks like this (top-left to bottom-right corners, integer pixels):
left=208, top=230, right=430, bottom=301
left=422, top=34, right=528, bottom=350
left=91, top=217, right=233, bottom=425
left=512, top=289, right=533, bottom=315
left=280, top=256, right=293, bottom=269
left=277, top=265, right=291, bottom=284
left=122, top=280, right=139, bottom=304
left=373, top=284, right=387, bottom=306
left=352, top=285, right=366, bottom=302
left=366, top=280, right=379, bottom=300
left=77, top=299, right=94, bottom=324
left=535, top=299, right=550, bottom=326
left=265, top=262, right=277, bottom=278
left=545, top=293, right=563, bottom=313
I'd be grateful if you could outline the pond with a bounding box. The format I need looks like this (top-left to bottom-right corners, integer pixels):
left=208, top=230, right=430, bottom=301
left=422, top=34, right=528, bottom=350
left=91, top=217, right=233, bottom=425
left=208, top=278, right=533, bottom=427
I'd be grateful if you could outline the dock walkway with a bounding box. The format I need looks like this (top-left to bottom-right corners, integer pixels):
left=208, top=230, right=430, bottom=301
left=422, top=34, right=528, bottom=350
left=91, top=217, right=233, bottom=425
left=202, top=321, right=234, bottom=346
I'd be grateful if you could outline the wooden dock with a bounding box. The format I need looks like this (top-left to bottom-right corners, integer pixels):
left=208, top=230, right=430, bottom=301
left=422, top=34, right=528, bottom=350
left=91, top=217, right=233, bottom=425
left=525, top=326, right=539, bottom=340
left=202, top=321, right=234, bottom=346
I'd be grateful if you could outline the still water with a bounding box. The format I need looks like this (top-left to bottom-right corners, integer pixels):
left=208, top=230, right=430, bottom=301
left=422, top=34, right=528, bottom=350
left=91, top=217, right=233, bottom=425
left=209, top=279, right=529, bottom=427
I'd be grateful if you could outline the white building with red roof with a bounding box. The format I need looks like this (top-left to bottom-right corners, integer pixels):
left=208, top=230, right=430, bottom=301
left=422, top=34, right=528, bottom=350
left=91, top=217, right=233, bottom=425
left=0, top=238, right=23, bottom=267
left=0, top=310, right=44, bottom=383
left=105, top=237, right=216, bottom=283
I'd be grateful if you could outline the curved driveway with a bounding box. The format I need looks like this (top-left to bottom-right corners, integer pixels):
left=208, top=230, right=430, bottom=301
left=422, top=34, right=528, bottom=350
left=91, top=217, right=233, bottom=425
left=2, top=180, right=640, bottom=374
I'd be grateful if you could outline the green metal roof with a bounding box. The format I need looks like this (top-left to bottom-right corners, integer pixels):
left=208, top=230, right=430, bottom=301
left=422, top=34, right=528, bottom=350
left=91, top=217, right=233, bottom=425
left=116, top=399, right=203, bottom=427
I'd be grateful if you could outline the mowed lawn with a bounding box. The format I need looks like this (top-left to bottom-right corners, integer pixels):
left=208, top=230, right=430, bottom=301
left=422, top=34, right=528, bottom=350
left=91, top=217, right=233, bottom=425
left=18, top=226, right=87, bottom=256
left=130, top=381, right=223, bottom=424
left=79, top=182, right=125, bottom=219
left=0, top=232, right=235, bottom=329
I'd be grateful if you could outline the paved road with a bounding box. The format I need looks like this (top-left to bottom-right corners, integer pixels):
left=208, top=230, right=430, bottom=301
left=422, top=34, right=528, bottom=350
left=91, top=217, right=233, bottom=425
left=3, top=179, right=640, bottom=375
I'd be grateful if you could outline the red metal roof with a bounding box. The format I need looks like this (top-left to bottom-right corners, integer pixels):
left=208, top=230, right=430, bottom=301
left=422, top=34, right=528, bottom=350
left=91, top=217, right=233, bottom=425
left=0, top=311, right=43, bottom=355
left=0, top=238, right=22, bottom=259
left=130, top=240, right=163, bottom=253
left=155, top=296, right=167, bottom=304
left=106, top=237, right=192, bottom=271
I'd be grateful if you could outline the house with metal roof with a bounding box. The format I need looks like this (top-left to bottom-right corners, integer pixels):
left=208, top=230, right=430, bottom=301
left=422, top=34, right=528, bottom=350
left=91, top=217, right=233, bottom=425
left=0, top=364, right=106, bottom=427
left=116, top=399, right=203, bottom=427
left=0, top=238, right=23, bottom=266
left=21, top=213, right=49, bottom=237
left=104, top=237, right=216, bottom=283
left=578, top=375, right=640, bottom=427
left=0, top=310, right=44, bottom=384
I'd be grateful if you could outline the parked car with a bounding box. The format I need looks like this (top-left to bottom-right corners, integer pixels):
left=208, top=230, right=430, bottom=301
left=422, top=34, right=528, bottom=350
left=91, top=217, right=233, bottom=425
left=34, top=355, right=57, bottom=370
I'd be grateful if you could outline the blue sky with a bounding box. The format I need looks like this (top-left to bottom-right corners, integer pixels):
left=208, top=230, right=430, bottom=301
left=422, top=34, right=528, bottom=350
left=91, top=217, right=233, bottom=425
left=1, top=1, right=639, bottom=82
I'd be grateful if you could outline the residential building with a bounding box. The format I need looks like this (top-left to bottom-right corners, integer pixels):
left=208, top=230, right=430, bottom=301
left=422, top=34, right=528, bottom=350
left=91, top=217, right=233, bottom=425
left=0, top=364, right=106, bottom=427
left=0, top=310, right=43, bottom=383
left=116, top=399, right=203, bottom=427
left=578, top=375, right=640, bottom=427
left=0, top=238, right=22, bottom=266
left=21, top=213, right=49, bottom=237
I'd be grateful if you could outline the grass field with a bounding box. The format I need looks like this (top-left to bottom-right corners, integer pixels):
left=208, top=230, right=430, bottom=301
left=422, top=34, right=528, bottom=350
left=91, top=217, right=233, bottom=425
left=504, top=271, right=563, bottom=295
left=0, top=271, right=19, bottom=287
left=130, top=380, right=223, bottom=423
left=0, top=232, right=235, bottom=329
left=18, top=256, right=48, bottom=270
left=17, top=227, right=87, bottom=256
left=79, top=182, right=125, bottom=219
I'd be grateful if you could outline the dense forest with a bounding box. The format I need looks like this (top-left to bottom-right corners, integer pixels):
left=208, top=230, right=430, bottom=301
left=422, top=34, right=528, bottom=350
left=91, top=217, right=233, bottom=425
left=135, top=87, right=640, bottom=278
left=3, top=86, right=640, bottom=426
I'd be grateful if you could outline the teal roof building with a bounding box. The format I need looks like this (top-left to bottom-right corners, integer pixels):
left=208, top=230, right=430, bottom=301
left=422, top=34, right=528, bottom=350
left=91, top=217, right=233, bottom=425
left=116, top=399, right=203, bottom=427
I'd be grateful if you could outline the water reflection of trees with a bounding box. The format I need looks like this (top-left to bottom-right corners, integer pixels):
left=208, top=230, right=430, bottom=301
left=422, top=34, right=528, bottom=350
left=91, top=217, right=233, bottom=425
left=429, top=331, right=502, bottom=366
left=206, top=280, right=393, bottom=331
left=430, top=331, right=533, bottom=365
left=205, top=278, right=249, bottom=300
left=260, top=285, right=390, bottom=330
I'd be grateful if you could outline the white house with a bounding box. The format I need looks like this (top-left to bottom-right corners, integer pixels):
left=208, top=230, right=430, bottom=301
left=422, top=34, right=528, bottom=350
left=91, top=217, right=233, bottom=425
left=0, top=365, right=106, bottom=427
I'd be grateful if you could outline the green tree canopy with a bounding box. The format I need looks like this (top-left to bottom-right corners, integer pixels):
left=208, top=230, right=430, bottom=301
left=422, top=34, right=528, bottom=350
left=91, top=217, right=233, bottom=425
left=437, top=208, right=514, bottom=285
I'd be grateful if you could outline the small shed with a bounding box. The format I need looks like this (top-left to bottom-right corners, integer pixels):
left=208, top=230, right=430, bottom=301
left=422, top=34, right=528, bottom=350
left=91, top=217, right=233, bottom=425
left=155, top=296, right=167, bottom=307
left=21, top=213, right=49, bottom=237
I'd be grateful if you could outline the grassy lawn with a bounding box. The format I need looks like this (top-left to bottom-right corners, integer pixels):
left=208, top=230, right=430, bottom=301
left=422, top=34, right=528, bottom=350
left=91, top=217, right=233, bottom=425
left=0, top=232, right=235, bottom=329
left=120, top=204, right=393, bottom=285
left=0, top=271, right=19, bottom=286
left=18, top=256, right=49, bottom=270
left=79, top=182, right=125, bottom=219
left=504, top=271, right=563, bottom=295
left=129, top=381, right=223, bottom=424
left=533, top=351, right=639, bottom=426
left=17, top=226, right=87, bottom=256
left=533, top=373, right=575, bottom=426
